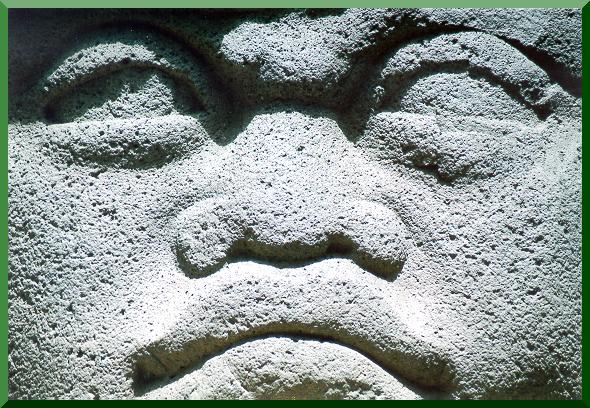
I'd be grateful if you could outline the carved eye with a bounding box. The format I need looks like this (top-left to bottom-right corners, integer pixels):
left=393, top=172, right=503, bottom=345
left=398, top=71, right=539, bottom=126
left=47, top=114, right=210, bottom=169
left=40, top=30, right=231, bottom=169
left=359, top=32, right=558, bottom=183
left=45, top=68, right=202, bottom=124
left=44, top=68, right=210, bottom=168
left=359, top=110, right=535, bottom=183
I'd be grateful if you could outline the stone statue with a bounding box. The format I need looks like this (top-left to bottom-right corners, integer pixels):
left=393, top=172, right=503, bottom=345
left=8, top=9, right=581, bottom=399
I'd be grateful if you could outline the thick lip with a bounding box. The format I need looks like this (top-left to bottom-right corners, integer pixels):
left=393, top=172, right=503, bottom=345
left=129, top=258, right=456, bottom=398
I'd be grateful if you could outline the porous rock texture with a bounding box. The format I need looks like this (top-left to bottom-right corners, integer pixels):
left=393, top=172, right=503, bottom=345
left=8, top=9, right=581, bottom=400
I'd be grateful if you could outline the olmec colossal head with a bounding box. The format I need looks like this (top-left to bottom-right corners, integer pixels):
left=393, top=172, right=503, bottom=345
left=8, top=9, right=581, bottom=399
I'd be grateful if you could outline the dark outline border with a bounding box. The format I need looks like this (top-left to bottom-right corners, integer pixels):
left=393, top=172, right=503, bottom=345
left=1, top=1, right=7, bottom=406
left=0, top=3, right=587, bottom=404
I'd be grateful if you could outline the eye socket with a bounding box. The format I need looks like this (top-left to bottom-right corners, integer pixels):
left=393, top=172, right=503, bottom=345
left=397, top=70, right=540, bottom=127
left=358, top=109, right=537, bottom=184
left=48, top=114, right=211, bottom=169
left=38, top=28, right=235, bottom=169
left=44, top=68, right=203, bottom=124
left=357, top=31, right=565, bottom=184
left=358, top=32, right=556, bottom=183
left=359, top=70, right=544, bottom=183
left=44, top=68, right=210, bottom=169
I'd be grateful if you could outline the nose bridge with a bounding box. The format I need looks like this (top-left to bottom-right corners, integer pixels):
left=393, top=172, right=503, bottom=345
left=233, top=111, right=348, bottom=219
left=231, top=110, right=364, bottom=206
left=235, top=110, right=350, bottom=170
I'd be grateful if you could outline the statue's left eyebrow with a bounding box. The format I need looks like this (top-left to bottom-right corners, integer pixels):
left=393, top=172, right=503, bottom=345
left=39, top=30, right=215, bottom=113
left=377, top=31, right=562, bottom=119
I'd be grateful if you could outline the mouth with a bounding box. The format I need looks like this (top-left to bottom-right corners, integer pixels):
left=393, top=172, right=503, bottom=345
left=128, top=258, right=455, bottom=399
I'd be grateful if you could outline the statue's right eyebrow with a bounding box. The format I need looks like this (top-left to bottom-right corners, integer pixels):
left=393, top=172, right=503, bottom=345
left=39, top=30, right=216, bottom=114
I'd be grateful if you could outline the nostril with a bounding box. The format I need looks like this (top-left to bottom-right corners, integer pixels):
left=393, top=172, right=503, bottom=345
left=324, top=235, right=405, bottom=281
left=352, top=251, right=406, bottom=282
left=325, top=234, right=357, bottom=256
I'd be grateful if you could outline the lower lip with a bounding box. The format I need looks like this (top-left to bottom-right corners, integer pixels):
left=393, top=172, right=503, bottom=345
left=138, top=336, right=436, bottom=400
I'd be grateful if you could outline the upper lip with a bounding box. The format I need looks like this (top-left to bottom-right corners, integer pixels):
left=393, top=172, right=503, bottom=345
left=128, top=258, right=456, bottom=397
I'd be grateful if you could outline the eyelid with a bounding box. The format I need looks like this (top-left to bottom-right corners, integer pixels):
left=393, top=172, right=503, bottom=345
left=377, top=32, right=558, bottom=117
left=39, top=30, right=222, bottom=120
left=47, top=114, right=210, bottom=168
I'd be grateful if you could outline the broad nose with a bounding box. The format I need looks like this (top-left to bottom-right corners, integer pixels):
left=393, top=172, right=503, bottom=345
left=173, top=111, right=413, bottom=280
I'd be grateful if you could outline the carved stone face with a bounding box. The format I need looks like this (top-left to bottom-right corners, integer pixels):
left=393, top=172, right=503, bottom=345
left=8, top=9, right=581, bottom=399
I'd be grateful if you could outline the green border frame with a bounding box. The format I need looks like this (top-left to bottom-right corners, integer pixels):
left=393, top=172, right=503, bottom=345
left=0, top=2, right=587, bottom=404
left=3, top=0, right=586, bottom=8
left=1, top=1, right=6, bottom=406
left=0, top=0, right=588, bottom=7
left=582, top=3, right=588, bottom=406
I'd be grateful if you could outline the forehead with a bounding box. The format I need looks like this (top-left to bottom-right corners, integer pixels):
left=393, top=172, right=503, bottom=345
left=8, top=8, right=582, bottom=109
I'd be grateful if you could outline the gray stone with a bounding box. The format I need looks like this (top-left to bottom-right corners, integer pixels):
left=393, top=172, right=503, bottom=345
left=8, top=9, right=581, bottom=400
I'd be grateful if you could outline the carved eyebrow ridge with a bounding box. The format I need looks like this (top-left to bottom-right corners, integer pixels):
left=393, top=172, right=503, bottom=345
left=377, top=31, right=562, bottom=119
left=39, top=29, right=219, bottom=121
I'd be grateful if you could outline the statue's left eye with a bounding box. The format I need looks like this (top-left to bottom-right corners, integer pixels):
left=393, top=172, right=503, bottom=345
left=355, top=31, right=566, bottom=184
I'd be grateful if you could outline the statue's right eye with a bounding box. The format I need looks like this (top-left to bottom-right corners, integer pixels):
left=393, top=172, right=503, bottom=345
left=47, top=113, right=211, bottom=169
left=44, top=68, right=203, bottom=124
left=37, top=29, right=233, bottom=169
left=44, top=68, right=212, bottom=169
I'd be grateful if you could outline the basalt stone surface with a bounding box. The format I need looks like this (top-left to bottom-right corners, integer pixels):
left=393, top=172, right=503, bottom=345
left=8, top=9, right=582, bottom=400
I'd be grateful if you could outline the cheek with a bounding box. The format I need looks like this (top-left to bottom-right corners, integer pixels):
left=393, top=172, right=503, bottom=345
left=10, top=148, right=213, bottom=321
left=387, top=168, right=547, bottom=306
left=10, top=117, right=234, bottom=343
left=413, top=167, right=574, bottom=321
